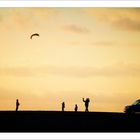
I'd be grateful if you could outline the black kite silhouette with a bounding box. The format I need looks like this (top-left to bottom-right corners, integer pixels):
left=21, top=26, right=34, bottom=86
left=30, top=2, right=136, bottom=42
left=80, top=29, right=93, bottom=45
left=30, top=33, right=39, bottom=39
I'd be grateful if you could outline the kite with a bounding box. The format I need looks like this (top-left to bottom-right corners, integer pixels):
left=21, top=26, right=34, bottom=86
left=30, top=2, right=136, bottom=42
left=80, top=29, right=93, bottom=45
left=30, top=33, right=39, bottom=39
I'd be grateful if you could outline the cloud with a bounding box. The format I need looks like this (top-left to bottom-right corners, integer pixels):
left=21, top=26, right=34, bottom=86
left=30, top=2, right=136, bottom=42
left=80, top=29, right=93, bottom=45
left=68, top=41, right=80, bottom=45
left=0, top=8, right=56, bottom=30
left=0, top=66, right=35, bottom=77
left=111, top=17, right=140, bottom=31
left=47, top=63, right=140, bottom=77
left=0, top=86, right=36, bottom=99
left=85, top=8, right=140, bottom=32
left=63, top=24, right=90, bottom=34
left=1, top=62, right=140, bottom=78
left=92, top=41, right=115, bottom=47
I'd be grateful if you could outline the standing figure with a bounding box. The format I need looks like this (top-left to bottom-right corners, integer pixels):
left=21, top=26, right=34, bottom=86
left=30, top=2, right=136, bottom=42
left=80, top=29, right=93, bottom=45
left=16, top=99, right=20, bottom=111
left=62, top=102, right=65, bottom=111
left=83, top=98, right=90, bottom=112
left=74, top=104, right=78, bottom=112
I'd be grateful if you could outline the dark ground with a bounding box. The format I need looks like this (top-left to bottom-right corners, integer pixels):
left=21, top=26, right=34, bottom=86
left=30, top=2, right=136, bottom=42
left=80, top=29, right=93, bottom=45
left=0, top=111, right=140, bottom=132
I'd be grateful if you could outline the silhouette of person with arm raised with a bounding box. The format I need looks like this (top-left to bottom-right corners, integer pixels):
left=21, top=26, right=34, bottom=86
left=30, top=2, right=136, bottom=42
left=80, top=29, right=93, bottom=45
left=62, top=102, right=65, bottom=111
left=16, top=99, right=20, bottom=111
left=83, top=98, right=90, bottom=112
left=75, top=104, right=78, bottom=112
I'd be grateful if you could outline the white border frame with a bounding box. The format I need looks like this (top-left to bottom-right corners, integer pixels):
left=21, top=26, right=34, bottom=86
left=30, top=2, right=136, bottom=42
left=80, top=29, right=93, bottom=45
left=0, top=1, right=140, bottom=139
left=0, top=1, right=140, bottom=7
left=0, top=133, right=140, bottom=139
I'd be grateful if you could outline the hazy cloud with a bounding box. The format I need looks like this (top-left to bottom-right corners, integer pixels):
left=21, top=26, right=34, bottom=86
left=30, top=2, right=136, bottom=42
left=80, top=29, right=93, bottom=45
left=85, top=8, right=140, bottom=32
left=92, top=41, right=115, bottom=47
left=0, top=8, right=55, bottom=30
left=0, top=86, right=36, bottom=99
left=47, top=63, right=140, bottom=77
left=94, top=91, right=139, bottom=106
left=1, top=63, right=140, bottom=77
left=63, top=24, right=90, bottom=34
left=111, top=17, right=140, bottom=31
left=0, top=67, right=35, bottom=77
left=68, top=41, right=80, bottom=45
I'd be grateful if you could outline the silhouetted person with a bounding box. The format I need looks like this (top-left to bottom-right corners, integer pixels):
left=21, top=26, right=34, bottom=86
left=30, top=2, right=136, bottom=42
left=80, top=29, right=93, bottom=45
left=83, top=98, right=90, bottom=112
left=16, top=99, right=20, bottom=111
left=62, top=102, right=65, bottom=111
left=75, top=104, right=78, bottom=112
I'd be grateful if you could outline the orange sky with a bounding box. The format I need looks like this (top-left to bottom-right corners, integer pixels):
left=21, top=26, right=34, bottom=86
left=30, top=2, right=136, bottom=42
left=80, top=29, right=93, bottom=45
left=0, top=8, right=140, bottom=112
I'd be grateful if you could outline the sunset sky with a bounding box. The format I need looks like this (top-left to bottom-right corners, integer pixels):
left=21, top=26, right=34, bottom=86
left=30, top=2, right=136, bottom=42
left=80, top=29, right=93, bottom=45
left=0, top=8, right=140, bottom=112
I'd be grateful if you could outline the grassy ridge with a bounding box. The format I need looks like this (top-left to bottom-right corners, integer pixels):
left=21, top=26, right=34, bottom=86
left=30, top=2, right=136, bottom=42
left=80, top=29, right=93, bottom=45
left=0, top=111, right=139, bottom=132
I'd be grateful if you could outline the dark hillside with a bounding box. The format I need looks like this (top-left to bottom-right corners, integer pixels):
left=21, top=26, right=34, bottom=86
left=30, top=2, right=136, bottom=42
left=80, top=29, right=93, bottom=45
left=0, top=111, right=139, bottom=132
